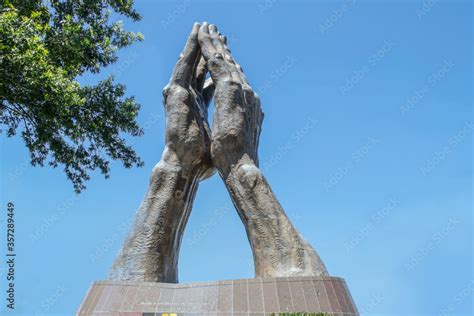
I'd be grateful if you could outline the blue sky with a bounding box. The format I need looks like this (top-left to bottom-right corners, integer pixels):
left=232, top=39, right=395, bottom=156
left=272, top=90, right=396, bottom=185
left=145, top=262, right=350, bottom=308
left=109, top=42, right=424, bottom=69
left=0, top=0, right=472, bottom=315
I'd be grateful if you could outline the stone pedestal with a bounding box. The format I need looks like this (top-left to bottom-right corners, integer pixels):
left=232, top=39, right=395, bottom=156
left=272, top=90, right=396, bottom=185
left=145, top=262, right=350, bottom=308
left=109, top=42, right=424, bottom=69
left=77, top=276, right=358, bottom=315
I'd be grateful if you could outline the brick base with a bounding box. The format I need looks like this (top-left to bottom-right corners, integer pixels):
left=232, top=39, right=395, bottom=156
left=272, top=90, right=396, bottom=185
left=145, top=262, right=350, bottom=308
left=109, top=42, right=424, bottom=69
left=77, top=276, right=358, bottom=315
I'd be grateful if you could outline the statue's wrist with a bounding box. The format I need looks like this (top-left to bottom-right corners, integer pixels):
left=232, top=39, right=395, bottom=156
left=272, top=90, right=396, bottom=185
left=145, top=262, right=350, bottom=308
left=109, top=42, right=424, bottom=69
left=160, top=146, right=207, bottom=178
left=212, top=152, right=257, bottom=179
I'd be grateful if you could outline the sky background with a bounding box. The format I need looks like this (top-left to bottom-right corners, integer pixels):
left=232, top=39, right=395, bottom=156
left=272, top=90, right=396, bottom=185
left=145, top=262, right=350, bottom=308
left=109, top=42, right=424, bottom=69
left=0, top=0, right=472, bottom=315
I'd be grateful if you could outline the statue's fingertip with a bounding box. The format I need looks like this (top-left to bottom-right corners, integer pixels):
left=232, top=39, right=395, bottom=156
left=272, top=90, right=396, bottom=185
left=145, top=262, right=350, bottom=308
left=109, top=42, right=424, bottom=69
left=192, top=22, right=200, bottom=33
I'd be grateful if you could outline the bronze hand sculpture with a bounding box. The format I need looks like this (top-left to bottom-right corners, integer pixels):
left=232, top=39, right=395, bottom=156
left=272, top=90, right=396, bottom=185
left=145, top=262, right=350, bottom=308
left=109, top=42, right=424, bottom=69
left=109, top=22, right=327, bottom=283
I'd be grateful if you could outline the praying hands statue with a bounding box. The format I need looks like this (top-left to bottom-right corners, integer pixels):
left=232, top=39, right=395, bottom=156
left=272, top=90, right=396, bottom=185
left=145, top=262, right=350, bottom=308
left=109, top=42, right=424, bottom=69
left=109, top=23, right=328, bottom=283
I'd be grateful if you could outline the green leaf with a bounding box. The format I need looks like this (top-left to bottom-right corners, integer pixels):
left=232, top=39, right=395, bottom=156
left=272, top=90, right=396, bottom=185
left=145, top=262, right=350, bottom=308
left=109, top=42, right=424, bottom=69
left=1, top=0, right=144, bottom=193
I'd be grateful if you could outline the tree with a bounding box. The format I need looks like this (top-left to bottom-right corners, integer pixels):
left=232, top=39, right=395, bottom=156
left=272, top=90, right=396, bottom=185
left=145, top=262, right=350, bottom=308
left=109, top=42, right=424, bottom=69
left=0, top=0, right=144, bottom=192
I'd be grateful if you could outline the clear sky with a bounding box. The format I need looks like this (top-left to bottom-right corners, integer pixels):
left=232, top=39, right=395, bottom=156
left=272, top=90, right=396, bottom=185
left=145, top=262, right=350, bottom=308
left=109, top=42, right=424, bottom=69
left=0, top=0, right=472, bottom=315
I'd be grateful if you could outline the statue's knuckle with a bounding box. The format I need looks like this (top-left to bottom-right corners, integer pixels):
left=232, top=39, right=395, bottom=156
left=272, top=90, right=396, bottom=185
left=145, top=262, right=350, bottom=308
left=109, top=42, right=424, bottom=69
left=218, top=80, right=242, bottom=90
left=150, top=162, right=168, bottom=180
left=168, top=83, right=185, bottom=93
left=213, top=53, right=224, bottom=60
left=236, top=163, right=262, bottom=187
left=162, top=85, right=171, bottom=98
left=165, top=134, right=179, bottom=150
left=225, top=55, right=235, bottom=64
left=254, top=92, right=261, bottom=102
left=212, top=129, right=245, bottom=154
left=165, top=84, right=191, bottom=102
